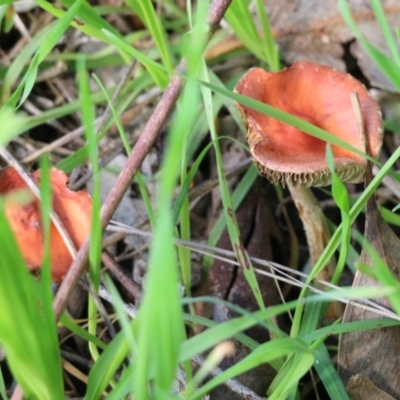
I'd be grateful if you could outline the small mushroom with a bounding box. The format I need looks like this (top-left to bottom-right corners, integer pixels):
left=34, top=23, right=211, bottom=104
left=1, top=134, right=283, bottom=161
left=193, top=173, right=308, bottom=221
left=0, top=166, right=92, bottom=282
left=235, top=61, right=383, bottom=281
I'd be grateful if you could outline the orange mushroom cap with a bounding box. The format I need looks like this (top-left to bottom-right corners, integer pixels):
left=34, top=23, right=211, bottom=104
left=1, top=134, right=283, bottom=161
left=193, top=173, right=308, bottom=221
left=235, top=61, right=383, bottom=187
left=0, top=166, right=92, bottom=282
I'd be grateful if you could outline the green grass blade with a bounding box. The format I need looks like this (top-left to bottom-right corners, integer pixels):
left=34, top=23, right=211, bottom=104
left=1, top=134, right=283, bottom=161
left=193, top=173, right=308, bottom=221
left=268, top=352, right=314, bottom=399
left=59, top=313, right=107, bottom=350
left=102, top=28, right=169, bottom=88
left=370, top=0, right=400, bottom=66
left=6, top=0, right=84, bottom=108
left=84, top=330, right=130, bottom=400
left=225, top=0, right=265, bottom=61
left=78, top=58, right=102, bottom=366
left=0, top=206, right=64, bottom=399
left=56, top=74, right=151, bottom=173
left=255, top=0, right=280, bottom=71
left=36, top=0, right=169, bottom=87
left=131, top=5, right=214, bottom=395
left=314, top=344, right=350, bottom=399
left=304, top=318, right=400, bottom=343
left=0, top=107, right=26, bottom=145
left=191, top=338, right=313, bottom=400
left=200, top=63, right=266, bottom=310
left=172, top=140, right=214, bottom=223
left=338, top=0, right=400, bottom=91
left=38, top=0, right=120, bottom=42
left=78, top=60, right=102, bottom=286
left=91, top=73, right=156, bottom=228
left=291, top=143, right=400, bottom=337
left=132, top=85, right=199, bottom=400
left=37, top=156, right=53, bottom=307
left=326, top=145, right=351, bottom=285
left=1, top=23, right=53, bottom=103
left=204, top=163, right=258, bottom=267
left=125, top=0, right=175, bottom=70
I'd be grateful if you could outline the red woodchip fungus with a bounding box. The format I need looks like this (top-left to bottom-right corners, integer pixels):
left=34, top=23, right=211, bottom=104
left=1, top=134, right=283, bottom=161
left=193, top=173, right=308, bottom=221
left=0, top=166, right=92, bottom=282
left=235, top=61, right=383, bottom=291
left=235, top=61, right=383, bottom=187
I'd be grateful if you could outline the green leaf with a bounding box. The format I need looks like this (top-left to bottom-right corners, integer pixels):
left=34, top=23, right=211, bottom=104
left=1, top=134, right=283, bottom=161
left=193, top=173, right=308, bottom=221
left=0, top=205, right=63, bottom=399
left=125, top=0, right=175, bottom=70
left=7, top=0, right=85, bottom=108
left=191, top=338, right=313, bottom=400
left=0, top=107, right=26, bottom=145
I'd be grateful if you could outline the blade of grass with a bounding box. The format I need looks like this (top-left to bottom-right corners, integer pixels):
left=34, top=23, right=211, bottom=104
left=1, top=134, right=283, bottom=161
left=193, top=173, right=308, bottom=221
left=36, top=0, right=169, bottom=87
left=359, top=233, right=400, bottom=315
left=36, top=0, right=119, bottom=44
left=314, top=344, right=350, bottom=400
left=0, top=108, right=26, bottom=145
left=104, top=275, right=137, bottom=394
left=102, top=29, right=169, bottom=88
left=204, top=163, right=258, bottom=267
left=254, top=0, right=280, bottom=71
left=84, top=329, right=130, bottom=400
left=130, top=14, right=210, bottom=396
left=291, top=144, right=400, bottom=338
left=125, top=0, right=175, bottom=70
left=91, top=73, right=156, bottom=229
left=37, top=156, right=54, bottom=315
left=6, top=0, right=85, bottom=108
left=56, top=74, right=151, bottom=173
left=22, top=74, right=148, bottom=135
left=132, top=93, right=192, bottom=398
left=370, top=0, right=400, bottom=66
left=1, top=22, right=54, bottom=103
left=326, top=144, right=351, bottom=285
left=59, top=313, right=107, bottom=350
left=176, top=0, right=193, bottom=294
left=201, top=61, right=266, bottom=310
left=338, top=0, right=400, bottom=92
left=224, top=0, right=265, bottom=61
left=77, top=58, right=103, bottom=366
left=0, top=206, right=64, bottom=399
left=190, top=338, right=313, bottom=400
left=305, top=317, right=400, bottom=343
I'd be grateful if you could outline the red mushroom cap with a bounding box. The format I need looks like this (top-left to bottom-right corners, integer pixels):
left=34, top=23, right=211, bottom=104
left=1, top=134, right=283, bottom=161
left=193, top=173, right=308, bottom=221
left=235, top=61, right=383, bottom=187
left=0, top=166, right=92, bottom=282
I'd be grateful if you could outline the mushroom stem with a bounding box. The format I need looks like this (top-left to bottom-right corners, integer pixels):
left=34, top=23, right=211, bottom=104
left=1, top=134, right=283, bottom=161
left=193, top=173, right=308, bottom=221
left=287, top=184, right=335, bottom=282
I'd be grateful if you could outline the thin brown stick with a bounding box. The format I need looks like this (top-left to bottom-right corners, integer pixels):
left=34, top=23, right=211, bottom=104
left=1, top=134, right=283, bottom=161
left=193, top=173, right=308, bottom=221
left=101, top=250, right=142, bottom=300
left=52, top=0, right=233, bottom=319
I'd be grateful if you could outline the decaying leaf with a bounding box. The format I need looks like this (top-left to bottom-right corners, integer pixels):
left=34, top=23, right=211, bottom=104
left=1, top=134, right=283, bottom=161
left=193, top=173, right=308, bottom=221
left=346, top=374, right=396, bottom=400
left=338, top=172, right=400, bottom=398
left=204, top=181, right=284, bottom=399
left=265, top=0, right=400, bottom=89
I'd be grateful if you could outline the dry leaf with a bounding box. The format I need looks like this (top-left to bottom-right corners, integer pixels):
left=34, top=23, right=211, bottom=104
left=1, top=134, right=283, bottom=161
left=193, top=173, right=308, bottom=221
left=264, top=0, right=400, bottom=89
left=346, top=374, right=396, bottom=400
left=204, top=181, right=282, bottom=399
left=338, top=178, right=400, bottom=398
